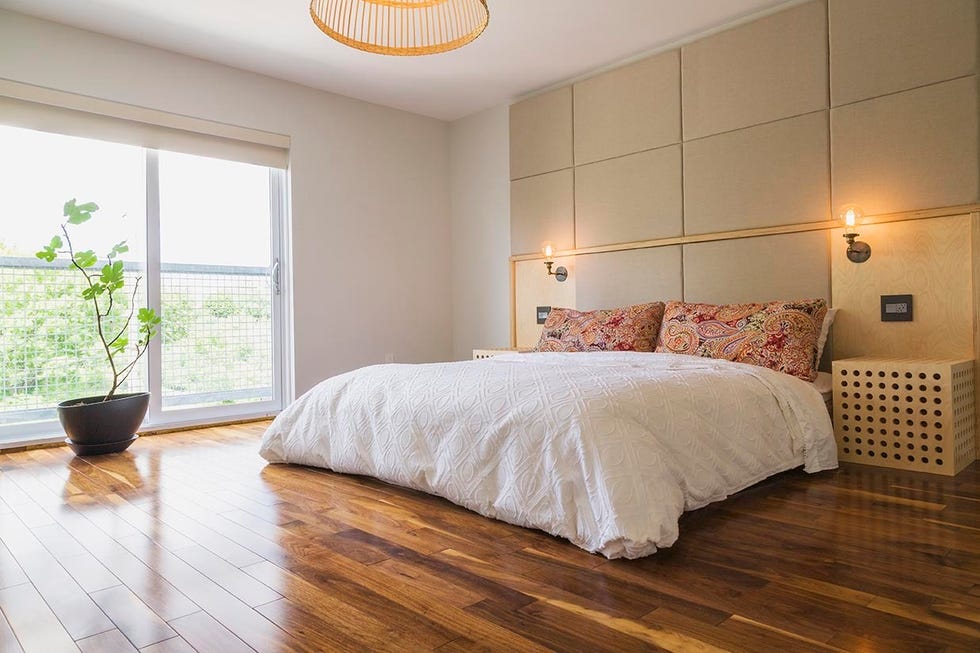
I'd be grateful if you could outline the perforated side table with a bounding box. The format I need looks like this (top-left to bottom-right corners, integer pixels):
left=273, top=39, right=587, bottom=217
left=832, top=357, right=975, bottom=475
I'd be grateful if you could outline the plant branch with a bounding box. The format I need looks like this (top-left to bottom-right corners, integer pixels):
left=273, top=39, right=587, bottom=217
left=108, top=276, right=142, bottom=347
left=113, top=333, right=150, bottom=390
left=62, top=224, right=119, bottom=400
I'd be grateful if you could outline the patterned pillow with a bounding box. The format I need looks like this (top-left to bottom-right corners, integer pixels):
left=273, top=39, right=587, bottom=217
left=654, top=299, right=828, bottom=381
left=533, top=302, right=666, bottom=353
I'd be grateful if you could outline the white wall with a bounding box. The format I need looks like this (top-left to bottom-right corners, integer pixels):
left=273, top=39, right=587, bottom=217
left=0, top=9, right=452, bottom=395
left=449, top=105, right=512, bottom=359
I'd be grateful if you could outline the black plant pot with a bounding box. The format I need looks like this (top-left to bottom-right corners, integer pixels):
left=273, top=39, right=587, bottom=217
left=57, top=392, right=149, bottom=456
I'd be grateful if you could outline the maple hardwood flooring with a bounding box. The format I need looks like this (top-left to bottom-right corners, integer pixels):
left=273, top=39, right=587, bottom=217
left=0, top=422, right=978, bottom=652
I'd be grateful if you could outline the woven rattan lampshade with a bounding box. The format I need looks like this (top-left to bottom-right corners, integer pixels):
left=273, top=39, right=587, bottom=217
left=310, top=0, right=489, bottom=56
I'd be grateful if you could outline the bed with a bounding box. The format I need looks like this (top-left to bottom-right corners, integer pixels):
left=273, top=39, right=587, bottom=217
left=260, top=350, right=837, bottom=559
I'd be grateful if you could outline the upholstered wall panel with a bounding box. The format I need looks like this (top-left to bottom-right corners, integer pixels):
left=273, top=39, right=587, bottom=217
left=683, top=111, right=830, bottom=234
left=575, top=247, right=683, bottom=311
left=514, top=256, right=576, bottom=349
left=509, top=87, right=573, bottom=180
left=573, top=50, right=680, bottom=165
left=575, top=145, right=683, bottom=248
left=510, top=169, right=574, bottom=255
left=831, top=77, right=979, bottom=216
left=829, top=0, right=977, bottom=106
left=831, top=214, right=974, bottom=361
left=683, top=231, right=831, bottom=305
left=681, top=0, right=828, bottom=140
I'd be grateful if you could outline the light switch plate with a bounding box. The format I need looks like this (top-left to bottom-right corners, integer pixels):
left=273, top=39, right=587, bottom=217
left=881, top=294, right=913, bottom=322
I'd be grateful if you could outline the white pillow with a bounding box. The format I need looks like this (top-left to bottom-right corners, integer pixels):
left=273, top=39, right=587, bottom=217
left=815, top=307, right=837, bottom=364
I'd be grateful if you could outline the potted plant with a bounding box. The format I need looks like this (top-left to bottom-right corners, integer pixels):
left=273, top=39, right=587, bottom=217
left=36, top=199, right=161, bottom=455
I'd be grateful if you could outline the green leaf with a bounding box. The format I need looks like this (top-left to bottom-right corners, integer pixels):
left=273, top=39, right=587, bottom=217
left=63, top=198, right=98, bottom=224
left=49, top=235, right=63, bottom=249
left=137, top=307, right=161, bottom=325
left=74, top=250, right=98, bottom=268
left=110, top=241, right=129, bottom=255
left=99, top=260, right=124, bottom=286
left=81, top=283, right=105, bottom=300
left=35, top=247, right=56, bottom=262
left=111, top=337, right=128, bottom=354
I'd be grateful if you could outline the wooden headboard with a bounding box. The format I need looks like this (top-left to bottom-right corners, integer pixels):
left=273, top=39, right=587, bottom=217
left=512, top=223, right=833, bottom=349
left=512, top=206, right=980, bottom=460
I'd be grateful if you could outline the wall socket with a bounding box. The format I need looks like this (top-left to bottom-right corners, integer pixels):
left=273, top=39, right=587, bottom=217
left=880, top=294, right=913, bottom=322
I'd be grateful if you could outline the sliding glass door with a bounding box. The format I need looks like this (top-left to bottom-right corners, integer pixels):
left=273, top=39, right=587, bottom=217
left=0, top=125, right=287, bottom=444
left=152, top=150, right=284, bottom=422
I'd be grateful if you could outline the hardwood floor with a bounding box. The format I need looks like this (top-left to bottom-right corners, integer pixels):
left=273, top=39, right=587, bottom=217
left=0, top=422, right=978, bottom=652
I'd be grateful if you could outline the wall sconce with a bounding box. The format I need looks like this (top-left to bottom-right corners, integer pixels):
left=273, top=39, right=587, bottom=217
left=840, top=205, right=871, bottom=263
left=541, top=242, right=568, bottom=282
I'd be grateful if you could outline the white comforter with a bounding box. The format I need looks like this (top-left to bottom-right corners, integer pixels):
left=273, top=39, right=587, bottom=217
left=260, top=352, right=837, bottom=558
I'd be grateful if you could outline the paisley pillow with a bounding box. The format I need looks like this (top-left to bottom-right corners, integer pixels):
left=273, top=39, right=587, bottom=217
left=654, top=299, right=828, bottom=381
left=533, top=302, right=666, bottom=353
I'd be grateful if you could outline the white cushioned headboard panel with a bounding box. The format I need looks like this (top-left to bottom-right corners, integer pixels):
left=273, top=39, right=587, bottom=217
left=575, top=247, right=682, bottom=311
left=682, top=231, right=831, bottom=305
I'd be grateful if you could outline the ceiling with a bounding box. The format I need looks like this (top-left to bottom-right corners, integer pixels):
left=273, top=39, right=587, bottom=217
left=0, top=0, right=794, bottom=121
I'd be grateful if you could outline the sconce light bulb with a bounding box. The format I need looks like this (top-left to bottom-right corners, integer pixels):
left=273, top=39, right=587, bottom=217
left=541, top=242, right=554, bottom=259
left=839, top=204, right=863, bottom=230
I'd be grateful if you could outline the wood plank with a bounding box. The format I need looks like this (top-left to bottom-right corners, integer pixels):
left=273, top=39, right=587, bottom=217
left=76, top=629, right=138, bottom=653
left=138, top=636, right=197, bottom=653
left=0, top=583, right=79, bottom=653
left=0, top=607, right=24, bottom=653
left=166, top=611, right=252, bottom=653
left=0, top=540, right=28, bottom=590
left=90, top=585, right=177, bottom=649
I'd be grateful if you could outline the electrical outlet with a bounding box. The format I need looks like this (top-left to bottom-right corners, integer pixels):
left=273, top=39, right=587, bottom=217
left=536, top=306, right=551, bottom=325
left=880, top=294, right=913, bottom=322
left=384, top=352, right=396, bottom=363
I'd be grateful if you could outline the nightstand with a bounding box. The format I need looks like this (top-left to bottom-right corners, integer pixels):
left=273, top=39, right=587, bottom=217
left=832, top=357, right=975, bottom=475
left=472, top=348, right=531, bottom=360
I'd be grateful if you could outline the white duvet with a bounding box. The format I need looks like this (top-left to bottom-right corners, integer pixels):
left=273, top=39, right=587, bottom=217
left=260, top=352, right=837, bottom=558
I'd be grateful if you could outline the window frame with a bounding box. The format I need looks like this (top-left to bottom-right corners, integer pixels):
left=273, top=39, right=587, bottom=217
left=0, top=144, right=291, bottom=447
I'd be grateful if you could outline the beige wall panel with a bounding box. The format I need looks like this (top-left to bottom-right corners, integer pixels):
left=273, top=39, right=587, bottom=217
left=509, top=87, right=573, bottom=180
left=573, top=50, right=681, bottom=165
left=575, top=146, right=683, bottom=248
left=683, top=231, right=831, bottom=305
left=831, top=215, right=974, bottom=361
left=681, top=0, right=828, bottom=140
left=510, top=170, right=574, bottom=256
left=684, top=111, right=830, bottom=234
left=831, top=77, right=979, bottom=216
left=829, top=0, right=977, bottom=106
left=575, top=247, right=683, bottom=311
left=515, top=257, right=576, bottom=349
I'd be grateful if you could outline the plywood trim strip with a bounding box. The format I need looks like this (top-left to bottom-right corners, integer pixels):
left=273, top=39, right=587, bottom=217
left=509, top=259, right=518, bottom=347
left=510, top=203, right=980, bottom=262
left=973, top=212, right=980, bottom=460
